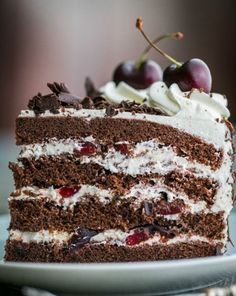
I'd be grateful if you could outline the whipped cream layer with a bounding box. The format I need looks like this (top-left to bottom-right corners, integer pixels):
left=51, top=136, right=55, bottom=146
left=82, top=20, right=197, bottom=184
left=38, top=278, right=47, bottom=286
left=19, top=138, right=221, bottom=175
left=9, top=229, right=226, bottom=252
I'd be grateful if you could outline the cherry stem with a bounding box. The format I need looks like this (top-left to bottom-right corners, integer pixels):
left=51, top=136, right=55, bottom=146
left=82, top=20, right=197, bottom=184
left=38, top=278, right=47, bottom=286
left=136, top=17, right=183, bottom=68
left=135, top=32, right=183, bottom=69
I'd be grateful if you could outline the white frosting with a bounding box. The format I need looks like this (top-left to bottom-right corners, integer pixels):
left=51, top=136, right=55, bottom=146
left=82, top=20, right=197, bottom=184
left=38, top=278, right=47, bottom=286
left=9, top=228, right=226, bottom=249
left=10, top=229, right=69, bottom=244
left=101, top=81, right=230, bottom=120
left=149, top=82, right=230, bottom=119
left=79, top=139, right=217, bottom=177
left=19, top=138, right=219, bottom=174
left=100, top=81, right=147, bottom=104
left=90, top=229, right=226, bottom=247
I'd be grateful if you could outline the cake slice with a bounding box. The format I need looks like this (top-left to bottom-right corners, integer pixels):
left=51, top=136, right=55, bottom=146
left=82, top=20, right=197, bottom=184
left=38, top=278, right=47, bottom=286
left=5, top=79, right=234, bottom=263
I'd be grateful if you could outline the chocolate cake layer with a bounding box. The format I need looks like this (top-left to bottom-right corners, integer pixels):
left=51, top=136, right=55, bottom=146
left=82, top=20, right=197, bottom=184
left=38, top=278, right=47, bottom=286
left=5, top=240, right=222, bottom=262
left=10, top=158, right=218, bottom=204
left=16, top=117, right=222, bottom=169
left=9, top=198, right=225, bottom=239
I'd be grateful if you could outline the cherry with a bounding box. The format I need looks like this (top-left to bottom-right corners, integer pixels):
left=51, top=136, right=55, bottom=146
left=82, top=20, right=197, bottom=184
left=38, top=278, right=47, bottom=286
left=59, top=186, right=80, bottom=198
left=113, top=60, right=162, bottom=89
left=114, top=143, right=130, bottom=155
left=75, top=142, right=96, bottom=156
left=113, top=27, right=183, bottom=89
left=158, top=204, right=182, bottom=215
left=126, top=231, right=149, bottom=246
left=136, top=17, right=212, bottom=93
left=163, top=59, right=212, bottom=93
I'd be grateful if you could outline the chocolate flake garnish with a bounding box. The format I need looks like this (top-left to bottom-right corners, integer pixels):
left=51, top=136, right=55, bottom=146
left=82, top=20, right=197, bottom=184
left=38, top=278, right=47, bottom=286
left=81, top=97, right=94, bottom=109
left=85, top=77, right=102, bottom=98
left=152, top=224, right=175, bottom=239
left=47, top=82, right=70, bottom=95
left=105, top=105, right=118, bottom=117
left=93, top=96, right=110, bottom=109
left=28, top=93, right=60, bottom=115
left=144, top=201, right=153, bottom=216
left=116, top=100, right=165, bottom=115
left=69, top=228, right=98, bottom=251
left=58, top=93, right=83, bottom=109
left=47, top=81, right=83, bottom=109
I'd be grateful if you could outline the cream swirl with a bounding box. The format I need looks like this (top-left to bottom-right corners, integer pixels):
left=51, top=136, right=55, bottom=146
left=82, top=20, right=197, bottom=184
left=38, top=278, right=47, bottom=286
left=101, top=81, right=230, bottom=120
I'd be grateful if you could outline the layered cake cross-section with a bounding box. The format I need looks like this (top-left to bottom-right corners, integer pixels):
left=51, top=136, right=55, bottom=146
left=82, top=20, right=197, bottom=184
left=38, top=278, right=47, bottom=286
left=5, top=79, right=234, bottom=263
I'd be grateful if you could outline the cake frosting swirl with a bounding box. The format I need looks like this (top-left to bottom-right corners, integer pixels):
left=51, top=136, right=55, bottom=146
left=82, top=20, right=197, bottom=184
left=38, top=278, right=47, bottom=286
left=101, top=81, right=230, bottom=120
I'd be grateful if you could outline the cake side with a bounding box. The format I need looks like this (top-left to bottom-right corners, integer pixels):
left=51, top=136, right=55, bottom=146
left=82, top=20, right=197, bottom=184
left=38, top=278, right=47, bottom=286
left=5, top=80, right=234, bottom=263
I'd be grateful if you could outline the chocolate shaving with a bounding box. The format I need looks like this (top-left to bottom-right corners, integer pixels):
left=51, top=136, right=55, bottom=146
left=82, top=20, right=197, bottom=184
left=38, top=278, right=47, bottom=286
left=105, top=105, right=118, bottom=117
left=69, top=228, right=98, bottom=251
left=81, top=97, right=94, bottom=109
left=58, top=93, right=82, bottom=109
left=85, top=77, right=102, bottom=98
left=28, top=93, right=60, bottom=115
left=144, top=201, right=153, bottom=216
left=47, top=81, right=83, bottom=109
left=117, top=100, right=165, bottom=115
left=93, top=96, right=110, bottom=109
left=151, top=224, right=175, bottom=239
left=47, top=82, right=70, bottom=95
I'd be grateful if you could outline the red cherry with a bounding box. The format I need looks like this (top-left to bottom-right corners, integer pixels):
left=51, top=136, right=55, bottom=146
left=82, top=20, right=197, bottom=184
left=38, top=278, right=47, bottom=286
left=158, top=203, right=182, bottom=215
left=76, top=142, right=96, bottom=156
left=114, top=143, right=130, bottom=155
left=126, top=231, right=149, bottom=246
left=113, top=28, right=183, bottom=90
left=136, top=18, right=212, bottom=92
left=163, top=59, right=212, bottom=93
left=59, top=186, right=80, bottom=198
left=113, top=60, right=162, bottom=89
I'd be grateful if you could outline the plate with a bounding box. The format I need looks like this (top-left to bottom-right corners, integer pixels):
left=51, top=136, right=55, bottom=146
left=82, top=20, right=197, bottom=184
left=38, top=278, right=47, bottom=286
left=0, top=213, right=236, bottom=296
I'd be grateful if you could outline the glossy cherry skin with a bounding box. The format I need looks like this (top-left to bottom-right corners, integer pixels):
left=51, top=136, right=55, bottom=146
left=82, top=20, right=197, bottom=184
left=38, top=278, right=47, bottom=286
left=113, top=60, right=162, bottom=89
left=163, top=58, right=212, bottom=93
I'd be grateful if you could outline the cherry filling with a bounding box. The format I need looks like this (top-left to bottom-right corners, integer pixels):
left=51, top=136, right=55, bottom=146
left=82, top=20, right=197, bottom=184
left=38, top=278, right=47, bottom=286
left=59, top=186, right=81, bottom=198
left=75, top=142, right=97, bottom=156
left=158, top=204, right=182, bottom=215
left=126, top=231, right=149, bottom=246
left=144, top=199, right=183, bottom=216
left=114, top=143, right=130, bottom=155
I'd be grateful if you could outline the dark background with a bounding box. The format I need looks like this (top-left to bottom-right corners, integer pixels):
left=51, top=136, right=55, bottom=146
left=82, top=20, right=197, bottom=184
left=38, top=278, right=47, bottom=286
left=0, top=0, right=236, bottom=131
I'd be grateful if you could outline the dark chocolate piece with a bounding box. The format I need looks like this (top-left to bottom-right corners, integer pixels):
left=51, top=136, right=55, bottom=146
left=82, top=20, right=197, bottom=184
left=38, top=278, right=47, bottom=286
left=106, top=105, right=118, bottom=117
left=28, top=93, right=60, bottom=115
left=47, top=82, right=70, bottom=95
left=85, top=77, right=102, bottom=98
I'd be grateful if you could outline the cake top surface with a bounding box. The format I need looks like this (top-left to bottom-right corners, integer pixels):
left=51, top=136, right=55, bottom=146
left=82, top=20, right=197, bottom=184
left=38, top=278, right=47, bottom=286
left=21, top=79, right=230, bottom=122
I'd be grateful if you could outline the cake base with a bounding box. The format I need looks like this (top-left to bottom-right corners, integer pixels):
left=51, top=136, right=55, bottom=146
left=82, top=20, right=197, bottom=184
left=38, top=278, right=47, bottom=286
left=5, top=240, right=223, bottom=263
